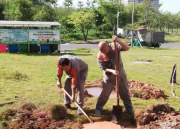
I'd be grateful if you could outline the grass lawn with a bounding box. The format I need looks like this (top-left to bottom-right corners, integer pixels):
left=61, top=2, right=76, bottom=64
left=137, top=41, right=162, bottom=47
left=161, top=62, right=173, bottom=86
left=165, top=34, right=180, bottom=42
left=0, top=47, right=180, bottom=127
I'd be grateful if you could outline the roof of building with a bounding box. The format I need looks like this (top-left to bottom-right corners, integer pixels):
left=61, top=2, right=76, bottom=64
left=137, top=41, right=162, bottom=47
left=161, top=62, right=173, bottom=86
left=0, top=21, right=61, bottom=27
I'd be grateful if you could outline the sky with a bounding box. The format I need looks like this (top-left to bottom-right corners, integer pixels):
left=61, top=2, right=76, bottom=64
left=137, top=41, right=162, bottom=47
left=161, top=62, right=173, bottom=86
left=57, top=0, right=180, bottom=14
left=159, top=0, right=180, bottom=14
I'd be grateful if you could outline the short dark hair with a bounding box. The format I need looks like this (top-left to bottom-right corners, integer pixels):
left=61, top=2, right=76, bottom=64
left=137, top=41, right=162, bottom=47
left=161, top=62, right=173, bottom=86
left=59, top=58, right=70, bottom=66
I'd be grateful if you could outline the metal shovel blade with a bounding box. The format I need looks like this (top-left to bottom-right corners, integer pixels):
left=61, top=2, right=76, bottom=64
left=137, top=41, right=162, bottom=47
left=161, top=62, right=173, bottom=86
left=112, top=105, right=123, bottom=123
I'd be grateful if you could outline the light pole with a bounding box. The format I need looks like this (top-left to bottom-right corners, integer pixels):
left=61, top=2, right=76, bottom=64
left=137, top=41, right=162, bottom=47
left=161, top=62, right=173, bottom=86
left=117, top=11, right=120, bottom=36
left=131, top=0, right=135, bottom=47
left=116, top=0, right=121, bottom=36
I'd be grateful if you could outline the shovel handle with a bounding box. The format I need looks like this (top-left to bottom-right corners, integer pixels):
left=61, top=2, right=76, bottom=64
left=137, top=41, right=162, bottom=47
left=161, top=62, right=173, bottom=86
left=62, top=88, right=93, bottom=124
left=114, top=41, right=120, bottom=106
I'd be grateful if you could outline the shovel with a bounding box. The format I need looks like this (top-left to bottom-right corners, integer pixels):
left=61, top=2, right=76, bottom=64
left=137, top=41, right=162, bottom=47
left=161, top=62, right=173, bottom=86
left=112, top=41, right=123, bottom=123
left=62, top=88, right=93, bottom=124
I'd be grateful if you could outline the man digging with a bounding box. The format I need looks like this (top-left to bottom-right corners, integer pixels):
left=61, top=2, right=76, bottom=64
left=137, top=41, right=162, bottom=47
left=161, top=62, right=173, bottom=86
left=95, top=35, right=134, bottom=119
left=56, top=55, right=88, bottom=115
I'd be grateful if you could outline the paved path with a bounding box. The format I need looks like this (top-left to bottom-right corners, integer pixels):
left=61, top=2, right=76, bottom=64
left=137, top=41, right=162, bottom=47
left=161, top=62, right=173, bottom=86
left=160, top=42, right=180, bottom=48
left=60, top=42, right=180, bottom=51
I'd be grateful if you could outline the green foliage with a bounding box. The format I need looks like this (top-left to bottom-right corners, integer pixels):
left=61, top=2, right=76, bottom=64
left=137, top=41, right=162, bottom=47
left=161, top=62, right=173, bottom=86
left=3, top=0, right=22, bottom=20
left=0, top=0, right=5, bottom=20
left=98, top=0, right=122, bottom=31
left=63, top=0, right=73, bottom=8
left=34, top=4, right=57, bottom=21
left=16, top=0, right=34, bottom=21
left=68, top=9, right=95, bottom=41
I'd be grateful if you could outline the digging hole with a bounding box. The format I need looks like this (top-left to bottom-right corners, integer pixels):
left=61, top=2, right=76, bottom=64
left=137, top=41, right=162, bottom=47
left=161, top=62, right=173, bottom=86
left=85, top=79, right=166, bottom=100
left=85, top=87, right=116, bottom=98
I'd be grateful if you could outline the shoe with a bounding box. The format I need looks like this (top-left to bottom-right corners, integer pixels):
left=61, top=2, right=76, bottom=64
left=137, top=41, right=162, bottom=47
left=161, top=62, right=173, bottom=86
left=77, top=108, right=83, bottom=115
left=65, top=104, right=71, bottom=109
left=122, top=111, right=134, bottom=121
left=95, top=109, right=101, bottom=115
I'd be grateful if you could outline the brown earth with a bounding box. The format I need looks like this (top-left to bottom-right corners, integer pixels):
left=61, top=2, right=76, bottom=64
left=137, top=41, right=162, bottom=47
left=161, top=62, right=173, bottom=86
left=128, top=80, right=165, bottom=100
left=83, top=121, right=121, bottom=129
left=136, top=103, right=180, bottom=129
left=1, top=104, right=82, bottom=129
left=2, top=102, right=180, bottom=129
left=83, top=103, right=180, bottom=129
left=85, top=79, right=166, bottom=100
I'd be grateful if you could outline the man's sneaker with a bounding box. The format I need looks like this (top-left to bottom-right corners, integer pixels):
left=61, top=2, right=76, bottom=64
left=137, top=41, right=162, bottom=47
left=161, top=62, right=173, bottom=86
left=65, top=104, right=71, bottom=109
left=95, top=109, right=101, bottom=115
left=77, top=108, right=83, bottom=115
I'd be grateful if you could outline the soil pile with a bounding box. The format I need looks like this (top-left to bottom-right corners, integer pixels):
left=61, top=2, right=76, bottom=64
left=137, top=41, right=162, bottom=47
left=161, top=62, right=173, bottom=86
left=136, top=103, right=180, bottom=129
left=1, top=103, right=82, bottom=129
left=129, top=80, right=165, bottom=100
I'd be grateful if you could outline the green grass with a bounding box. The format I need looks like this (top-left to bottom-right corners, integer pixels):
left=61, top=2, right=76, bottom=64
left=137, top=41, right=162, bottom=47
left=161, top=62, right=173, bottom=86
left=0, top=47, right=180, bottom=127
left=165, top=34, right=180, bottom=42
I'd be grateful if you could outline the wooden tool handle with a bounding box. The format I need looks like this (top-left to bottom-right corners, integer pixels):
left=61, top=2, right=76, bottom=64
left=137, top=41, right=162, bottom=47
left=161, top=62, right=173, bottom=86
left=62, top=88, right=93, bottom=124
left=114, top=41, right=120, bottom=106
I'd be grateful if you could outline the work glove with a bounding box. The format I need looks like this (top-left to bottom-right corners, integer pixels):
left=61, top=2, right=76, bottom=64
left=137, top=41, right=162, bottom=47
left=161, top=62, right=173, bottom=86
left=57, top=81, right=62, bottom=89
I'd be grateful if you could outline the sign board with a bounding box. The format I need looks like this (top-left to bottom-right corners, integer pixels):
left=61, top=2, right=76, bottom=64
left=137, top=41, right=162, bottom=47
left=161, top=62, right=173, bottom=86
left=0, top=29, right=28, bottom=44
left=29, top=30, right=60, bottom=44
left=0, top=29, right=60, bottom=44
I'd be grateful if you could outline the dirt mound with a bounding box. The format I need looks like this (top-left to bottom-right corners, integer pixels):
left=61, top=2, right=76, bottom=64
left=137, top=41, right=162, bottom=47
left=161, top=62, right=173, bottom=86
left=136, top=103, right=180, bottom=129
left=1, top=104, right=82, bottom=129
left=129, top=80, right=165, bottom=100
left=85, top=79, right=165, bottom=100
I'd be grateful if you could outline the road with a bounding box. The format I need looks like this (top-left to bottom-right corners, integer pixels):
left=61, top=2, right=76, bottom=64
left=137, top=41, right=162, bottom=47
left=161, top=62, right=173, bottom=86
left=60, top=42, right=180, bottom=51
left=160, top=42, right=180, bottom=48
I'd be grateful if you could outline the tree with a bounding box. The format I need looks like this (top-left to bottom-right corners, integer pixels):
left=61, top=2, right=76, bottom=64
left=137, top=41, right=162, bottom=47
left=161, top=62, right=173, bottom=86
left=16, top=0, right=34, bottom=21
left=86, top=0, right=91, bottom=8
left=68, top=10, right=95, bottom=42
left=63, top=0, right=73, bottom=8
left=98, top=0, right=123, bottom=34
left=3, top=0, right=22, bottom=21
left=0, top=0, right=5, bottom=20
left=77, top=1, right=83, bottom=8
left=174, top=13, right=180, bottom=33
left=34, top=4, right=58, bottom=21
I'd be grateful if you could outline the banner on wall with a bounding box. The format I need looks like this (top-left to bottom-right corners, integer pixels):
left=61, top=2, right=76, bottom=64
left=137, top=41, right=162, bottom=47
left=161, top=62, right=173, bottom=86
left=0, top=29, right=28, bottom=44
left=29, top=30, right=60, bottom=44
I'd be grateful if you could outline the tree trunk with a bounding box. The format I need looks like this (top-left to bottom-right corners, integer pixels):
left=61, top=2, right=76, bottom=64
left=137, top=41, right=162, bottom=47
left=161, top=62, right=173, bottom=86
left=80, top=25, right=86, bottom=42
left=177, top=26, right=178, bottom=34
left=85, top=29, right=89, bottom=43
left=168, top=27, right=169, bottom=33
